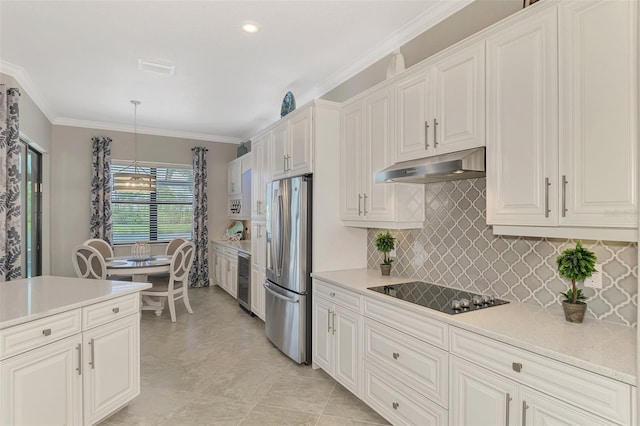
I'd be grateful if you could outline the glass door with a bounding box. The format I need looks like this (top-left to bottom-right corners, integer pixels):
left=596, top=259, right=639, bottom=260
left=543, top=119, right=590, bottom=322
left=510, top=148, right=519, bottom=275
left=19, top=141, right=42, bottom=277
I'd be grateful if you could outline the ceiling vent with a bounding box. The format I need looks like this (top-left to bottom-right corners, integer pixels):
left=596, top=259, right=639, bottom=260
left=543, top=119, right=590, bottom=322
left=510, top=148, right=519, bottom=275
left=137, top=59, right=176, bottom=76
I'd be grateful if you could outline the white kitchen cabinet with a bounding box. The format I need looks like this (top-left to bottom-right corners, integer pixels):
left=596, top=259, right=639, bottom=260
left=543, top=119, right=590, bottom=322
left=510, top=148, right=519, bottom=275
left=0, top=334, right=83, bottom=425
left=488, top=1, right=638, bottom=241
left=250, top=265, right=265, bottom=320
left=83, top=314, right=139, bottom=425
left=312, top=281, right=361, bottom=396
left=250, top=222, right=267, bottom=320
left=395, top=42, right=485, bottom=163
left=211, top=243, right=238, bottom=299
left=486, top=5, right=559, bottom=227
left=227, top=158, right=241, bottom=195
left=340, top=86, right=424, bottom=228
left=559, top=0, right=638, bottom=228
left=521, top=387, right=616, bottom=426
left=251, top=132, right=271, bottom=221
left=270, top=106, right=313, bottom=180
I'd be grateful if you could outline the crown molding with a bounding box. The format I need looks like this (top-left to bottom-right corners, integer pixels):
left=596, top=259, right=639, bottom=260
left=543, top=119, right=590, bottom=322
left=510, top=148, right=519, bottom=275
left=301, top=0, right=474, bottom=103
left=53, top=117, right=243, bottom=144
left=0, top=60, right=57, bottom=123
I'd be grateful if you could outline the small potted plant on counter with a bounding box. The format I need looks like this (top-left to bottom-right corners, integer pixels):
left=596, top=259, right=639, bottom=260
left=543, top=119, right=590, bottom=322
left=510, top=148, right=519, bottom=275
left=556, top=240, right=597, bottom=323
left=375, top=231, right=396, bottom=276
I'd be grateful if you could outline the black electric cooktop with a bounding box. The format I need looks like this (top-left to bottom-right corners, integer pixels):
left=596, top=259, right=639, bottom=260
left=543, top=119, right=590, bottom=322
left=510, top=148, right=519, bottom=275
left=367, top=281, right=509, bottom=315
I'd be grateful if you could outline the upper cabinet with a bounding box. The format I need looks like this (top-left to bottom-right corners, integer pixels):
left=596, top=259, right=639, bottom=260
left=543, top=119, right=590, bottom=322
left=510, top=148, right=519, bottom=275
left=228, top=154, right=251, bottom=220
left=395, top=42, right=485, bottom=163
left=340, top=85, right=424, bottom=229
left=487, top=0, right=638, bottom=241
left=251, top=131, right=271, bottom=221
left=271, top=106, right=313, bottom=180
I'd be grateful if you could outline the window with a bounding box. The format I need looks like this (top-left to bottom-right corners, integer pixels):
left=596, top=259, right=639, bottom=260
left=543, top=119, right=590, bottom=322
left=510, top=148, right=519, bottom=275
left=111, top=163, right=194, bottom=244
left=18, top=140, right=42, bottom=277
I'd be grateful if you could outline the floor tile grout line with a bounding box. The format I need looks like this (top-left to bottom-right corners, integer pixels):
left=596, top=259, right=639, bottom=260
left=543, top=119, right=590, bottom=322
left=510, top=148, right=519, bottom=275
left=314, top=381, right=337, bottom=426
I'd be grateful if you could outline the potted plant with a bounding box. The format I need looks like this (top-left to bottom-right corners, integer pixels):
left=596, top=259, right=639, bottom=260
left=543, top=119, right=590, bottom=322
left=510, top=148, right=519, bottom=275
left=375, top=231, right=396, bottom=276
left=556, top=241, right=597, bottom=323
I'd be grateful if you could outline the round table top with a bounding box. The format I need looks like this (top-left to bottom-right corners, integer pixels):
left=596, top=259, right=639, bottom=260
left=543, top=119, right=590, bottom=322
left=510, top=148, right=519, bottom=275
left=106, top=255, right=172, bottom=269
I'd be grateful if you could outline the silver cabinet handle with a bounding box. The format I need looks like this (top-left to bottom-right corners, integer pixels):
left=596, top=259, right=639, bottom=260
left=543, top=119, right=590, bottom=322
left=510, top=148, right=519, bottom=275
left=512, top=362, right=522, bottom=373
left=332, top=311, right=336, bottom=335
left=544, top=178, right=551, bottom=218
left=285, top=155, right=290, bottom=172
left=562, top=175, right=568, bottom=217
left=76, top=343, right=82, bottom=375
left=433, top=118, right=439, bottom=147
left=89, top=338, right=95, bottom=369
left=392, top=352, right=400, bottom=360
left=112, top=307, right=120, bottom=314
left=505, top=392, right=512, bottom=426
left=358, top=194, right=362, bottom=216
left=424, top=121, right=430, bottom=149
left=522, top=401, right=529, bottom=426
left=327, top=308, right=332, bottom=333
left=392, top=402, right=399, bottom=410
left=42, top=328, right=52, bottom=336
left=283, top=155, right=287, bottom=172
left=363, top=193, right=368, bottom=216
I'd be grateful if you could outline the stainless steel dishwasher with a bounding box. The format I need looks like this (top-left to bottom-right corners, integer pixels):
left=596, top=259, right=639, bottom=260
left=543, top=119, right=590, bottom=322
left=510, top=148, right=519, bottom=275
left=237, top=251, right=252, bottom=315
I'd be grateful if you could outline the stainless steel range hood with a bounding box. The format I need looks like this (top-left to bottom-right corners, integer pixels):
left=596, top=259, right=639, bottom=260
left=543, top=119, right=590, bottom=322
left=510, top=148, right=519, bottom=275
left=375, top=147, right=485, bottom=184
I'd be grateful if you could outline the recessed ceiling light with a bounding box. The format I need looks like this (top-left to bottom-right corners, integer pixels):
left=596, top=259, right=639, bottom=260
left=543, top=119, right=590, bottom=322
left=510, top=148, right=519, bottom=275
left=138, top=59, right=176, bottom=76
left=241, top=22, right=260, bottom=34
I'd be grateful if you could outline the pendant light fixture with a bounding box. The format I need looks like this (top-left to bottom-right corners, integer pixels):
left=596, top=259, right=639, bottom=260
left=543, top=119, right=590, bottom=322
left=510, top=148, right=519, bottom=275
left=112, top=100, right=156, bottom=193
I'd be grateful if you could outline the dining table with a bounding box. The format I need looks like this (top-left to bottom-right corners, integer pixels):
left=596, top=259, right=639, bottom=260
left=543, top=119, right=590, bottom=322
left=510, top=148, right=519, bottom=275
left=106, top=255, right=173, bottom=316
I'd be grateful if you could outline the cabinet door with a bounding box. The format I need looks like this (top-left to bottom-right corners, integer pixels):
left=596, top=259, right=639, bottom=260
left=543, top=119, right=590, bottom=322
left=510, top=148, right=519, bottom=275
left=83, top=314, right=139, bottom=425
left=486, top=6, right=559, bottom=226
left=251, top=264, right=265, bottom=320
left=228, top=261, right=238, bottom=299
left=333, top=305, right=360, bottom=396
left=395, top=69, right=435, bottom=162
left=251, top=138, right=264, bottom=220
left=521, top=387, right=616, bottom=426
left=364, top=86, right=395, bottom=221
left=340, top=100, right=364, bottom=220
left=288, top=107, right=313, bottom=176
left=228, top=159, right=241, bottom=195
left=450, top=356, right=519, bottom=426
left=559, top=0, right=638, bottom=227
left=434, top=42, right=485, bottom=154
left=0, top=334, right=83, bottom=426
left=251, top=224, right=262, bottom=269
left=312, top=297, right=334, bottom=374
left=271, top=121, right=289, bottom=180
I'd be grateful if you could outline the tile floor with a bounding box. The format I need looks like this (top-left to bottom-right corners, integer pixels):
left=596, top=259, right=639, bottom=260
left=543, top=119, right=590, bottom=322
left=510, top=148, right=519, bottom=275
left=100, top=285, right=389, bottom=426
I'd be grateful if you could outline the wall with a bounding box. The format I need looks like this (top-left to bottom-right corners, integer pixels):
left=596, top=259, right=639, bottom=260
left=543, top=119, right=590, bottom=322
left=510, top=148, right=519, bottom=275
left=322, top=0, right=522, bottom=103
left=50, top=125, right=237, bottom=277
left=367, top=179, right=638, bottom=327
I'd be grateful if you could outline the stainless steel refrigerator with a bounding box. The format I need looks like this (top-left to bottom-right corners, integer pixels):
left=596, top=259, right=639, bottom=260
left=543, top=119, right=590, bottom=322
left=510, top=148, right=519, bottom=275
left=264, top=175, right=312, bottom=364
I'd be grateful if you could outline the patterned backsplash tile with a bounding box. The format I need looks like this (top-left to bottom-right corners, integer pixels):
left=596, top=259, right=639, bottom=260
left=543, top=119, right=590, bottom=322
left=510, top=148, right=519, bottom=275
left=367, top=178, right=638, bottom=327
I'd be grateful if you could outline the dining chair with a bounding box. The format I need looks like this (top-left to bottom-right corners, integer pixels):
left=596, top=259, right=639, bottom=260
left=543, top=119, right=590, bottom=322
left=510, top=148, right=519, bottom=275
left=165, top=237, right=188, bottom=256
left=83, top=238, right=114, bottom=259
left=72, top=245, right=107, bottom=280
left=141, top=241, right=195, bottom=322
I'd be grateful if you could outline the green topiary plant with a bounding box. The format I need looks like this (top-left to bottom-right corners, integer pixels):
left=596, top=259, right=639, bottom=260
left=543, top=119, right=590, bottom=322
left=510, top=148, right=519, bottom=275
left=374, top=231, right=396, bottom=265
left=556, top=240, right=597, bottom=304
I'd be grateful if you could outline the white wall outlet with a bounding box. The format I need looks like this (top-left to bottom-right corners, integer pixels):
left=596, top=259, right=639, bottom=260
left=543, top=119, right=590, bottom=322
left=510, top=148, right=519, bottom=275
left=389, top=249, right=397, bottom=259
left=584, top=264, right=603, bottom=289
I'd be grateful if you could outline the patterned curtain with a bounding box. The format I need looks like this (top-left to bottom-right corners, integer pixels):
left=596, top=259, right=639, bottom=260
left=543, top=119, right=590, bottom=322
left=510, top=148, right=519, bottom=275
left=0, top=85, right=21, bottom=281
left=190, top=147, right=209, bottom=287
left=90, top=137, right=113, bottom=245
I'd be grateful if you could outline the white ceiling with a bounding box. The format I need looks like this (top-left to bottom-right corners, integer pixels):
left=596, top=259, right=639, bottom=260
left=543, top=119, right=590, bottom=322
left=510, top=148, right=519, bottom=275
left=0, top=1, right=471, bottom=143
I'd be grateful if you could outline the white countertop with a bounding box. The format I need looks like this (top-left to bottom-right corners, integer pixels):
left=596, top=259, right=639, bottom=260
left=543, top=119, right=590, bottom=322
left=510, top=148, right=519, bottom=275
left=212, top=239, right=251, bottom=255
left=311, top=268, right=637, bottom=386
left=0, top=276, right=152, bottom=329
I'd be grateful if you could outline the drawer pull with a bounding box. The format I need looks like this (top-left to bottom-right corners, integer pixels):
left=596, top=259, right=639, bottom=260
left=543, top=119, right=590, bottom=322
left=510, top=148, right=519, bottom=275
left=512, top=362, right=522, bottom=373
left=42, top=328, right=52, bottom=336
left=112, top=307, right=120, bottom=313
left=392, top=402, right=399, bottom=410
left=392, top=352, right=400, bottom=360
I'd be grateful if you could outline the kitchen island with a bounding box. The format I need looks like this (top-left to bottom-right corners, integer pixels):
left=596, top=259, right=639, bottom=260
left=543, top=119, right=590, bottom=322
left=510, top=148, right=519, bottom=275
left=0, top=276, right=151, bottom=425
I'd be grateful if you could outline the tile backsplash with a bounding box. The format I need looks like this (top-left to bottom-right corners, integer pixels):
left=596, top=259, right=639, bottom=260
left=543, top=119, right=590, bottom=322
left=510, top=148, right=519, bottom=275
left=367, top=178, right=638, bottom=327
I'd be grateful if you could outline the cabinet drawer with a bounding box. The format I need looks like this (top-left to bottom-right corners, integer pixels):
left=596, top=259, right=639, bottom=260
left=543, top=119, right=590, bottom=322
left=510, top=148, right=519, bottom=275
left=363, top=297, right=448, bottom=349
left=314, top=280, right=361, bottom=311
left=82, top=294, right=139, bottom=330
left=362, top=360, right=448, bottom=426
left=450, top=327, right=631, bottom=425
left=0, top=309, right=82, bottom=360
left=363, top=318, right=448, bottom=408
left=223, top=247, right=238, bottom=258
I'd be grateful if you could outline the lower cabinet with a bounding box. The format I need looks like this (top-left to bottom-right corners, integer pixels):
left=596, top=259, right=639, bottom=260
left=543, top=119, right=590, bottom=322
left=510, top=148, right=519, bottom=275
left=0, top=293, right=141, bottom=426
left=451, top=356, right=619, bottom=426
left=211, top=243, right=239, bottom=299
left=251, top=264, right=265, bottom=320
left=0, top=334, right=83, bottom=425
left=83, top=314, right=139, bottom=425
left=312, top=288, right=360, bottom=396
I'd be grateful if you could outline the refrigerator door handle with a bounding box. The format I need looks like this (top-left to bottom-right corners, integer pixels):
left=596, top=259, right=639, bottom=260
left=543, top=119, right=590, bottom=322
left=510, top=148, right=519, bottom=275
left=264, top=282, right=300, bottom=304
left=276, top=192, right=285, bottom=276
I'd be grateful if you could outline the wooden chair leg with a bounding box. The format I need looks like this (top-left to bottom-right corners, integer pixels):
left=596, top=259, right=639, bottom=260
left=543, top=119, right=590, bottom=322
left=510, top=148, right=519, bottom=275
left=168, top=295, right=176, bottom=322
left=183, top=283, right=194, bottom=314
